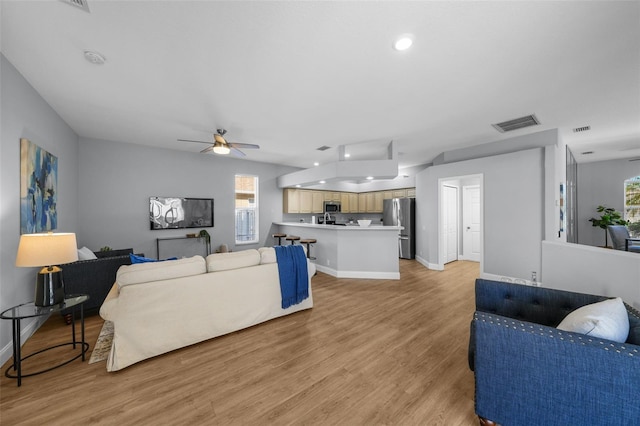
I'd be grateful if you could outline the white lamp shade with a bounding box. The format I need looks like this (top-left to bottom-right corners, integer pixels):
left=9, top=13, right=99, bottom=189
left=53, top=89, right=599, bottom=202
left=16, top=233, right=78, bottom=267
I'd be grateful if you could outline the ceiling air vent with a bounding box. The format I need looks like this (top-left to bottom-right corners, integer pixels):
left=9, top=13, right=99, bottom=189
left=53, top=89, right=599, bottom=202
left=492, top=114, right=540, bottom=133
left=59, top=0, right=90, bottom=13
left=316, top=145, right=331, bottom=151
left=573, top=126, right=591, bottom=133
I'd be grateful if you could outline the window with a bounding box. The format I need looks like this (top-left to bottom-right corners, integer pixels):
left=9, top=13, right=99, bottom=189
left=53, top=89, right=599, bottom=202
left=625, top=176, right=640, bottom=237
left=235, top=175, right=258, bottom=244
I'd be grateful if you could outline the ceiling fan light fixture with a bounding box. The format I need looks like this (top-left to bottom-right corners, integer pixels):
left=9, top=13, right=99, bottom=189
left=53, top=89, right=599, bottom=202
left=212, top=141, right=230, bottom=155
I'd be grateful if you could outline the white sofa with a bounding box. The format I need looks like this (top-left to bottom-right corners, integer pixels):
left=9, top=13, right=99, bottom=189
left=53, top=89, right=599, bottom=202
left=99, top=247, right=314, bottom=371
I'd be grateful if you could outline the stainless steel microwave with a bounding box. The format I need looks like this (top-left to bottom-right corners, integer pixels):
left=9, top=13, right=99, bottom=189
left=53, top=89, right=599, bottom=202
left=323, top=201, right=341, bottom=213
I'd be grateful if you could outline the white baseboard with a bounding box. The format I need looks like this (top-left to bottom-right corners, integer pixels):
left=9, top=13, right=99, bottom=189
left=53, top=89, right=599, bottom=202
left=458, top=255, right=480, bottom=262
left=414, top=255, right=444, bottom=271
left=338, top=271, right=400, bottom=280
left=314, top=264, right=337, bottom=277
left=415, top=255, right=428, bottom=268
left=0, top=316, right=47, bottom=367
left=314, top=264, right=400, bottom=280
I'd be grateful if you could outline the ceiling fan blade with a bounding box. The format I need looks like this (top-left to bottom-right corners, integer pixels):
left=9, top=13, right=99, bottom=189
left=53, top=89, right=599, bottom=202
left=229, top=142, right=260, bottom=149
left=200, top=146, right=214, bottom=154
left=178, top=139, right=212, bottom=145
left=230, top=147, right=246, bottom=157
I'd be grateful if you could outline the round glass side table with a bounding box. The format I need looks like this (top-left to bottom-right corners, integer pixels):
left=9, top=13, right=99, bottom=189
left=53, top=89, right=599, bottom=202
left=1, top=294, right=89, bottom=386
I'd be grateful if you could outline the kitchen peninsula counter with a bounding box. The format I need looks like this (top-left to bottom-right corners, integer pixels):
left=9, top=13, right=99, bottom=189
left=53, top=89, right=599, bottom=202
left=274, top=222, right=402, bottom=279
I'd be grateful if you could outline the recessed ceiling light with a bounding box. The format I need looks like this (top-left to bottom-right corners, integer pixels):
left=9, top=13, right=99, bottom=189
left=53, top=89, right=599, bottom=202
left=344, top=153, right=351, bottom=158
left=366, top=176, right=374, bottom=180
left=295, top=184, right=301, bottom=188
left=83, top=50, right=106, bottom=65
left=319, top=180, right=326, bottom=184
left=313, top=162, right=319, bottom=166
left=393, top=35, right=413, bottom=51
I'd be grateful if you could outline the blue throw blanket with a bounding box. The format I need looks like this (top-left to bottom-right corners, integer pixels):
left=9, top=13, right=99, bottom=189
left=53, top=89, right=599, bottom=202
left=274, top=245, right=309, bottom=309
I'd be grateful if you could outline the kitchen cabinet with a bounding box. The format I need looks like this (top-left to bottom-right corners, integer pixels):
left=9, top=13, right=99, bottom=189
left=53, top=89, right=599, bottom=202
left=358, top=193, right=367, bottom=213
left=283, top=187, right=415, bottom=213
left=283, top=189, right=300, bottom=213
left=285, top=189, right=327, bottom=213
left=357, top=192, right=383, bottom=213
left=323, top=191, right=340, bottom=201
left=365, top=193, right=375, bottom=212
left=312, top=191, right=324, bottom=213
left=340, top=192, right=350, bottom=212
left=299, top=190, right=313, bottom=213
left=349, top=193, right=358, bottom=213
left=373, top=192, right=384, bottom=212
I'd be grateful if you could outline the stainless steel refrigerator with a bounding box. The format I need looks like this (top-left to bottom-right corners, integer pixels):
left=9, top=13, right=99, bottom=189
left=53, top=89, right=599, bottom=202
left=383, top=198, right=416, bottom=259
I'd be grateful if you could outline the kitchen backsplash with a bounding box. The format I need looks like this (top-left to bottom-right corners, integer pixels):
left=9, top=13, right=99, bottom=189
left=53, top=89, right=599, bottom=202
left=283, top=213, right=384, bottom=225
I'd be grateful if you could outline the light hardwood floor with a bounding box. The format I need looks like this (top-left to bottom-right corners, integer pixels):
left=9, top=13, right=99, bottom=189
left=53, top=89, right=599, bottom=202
left=1, top=260, right=480, bottom=425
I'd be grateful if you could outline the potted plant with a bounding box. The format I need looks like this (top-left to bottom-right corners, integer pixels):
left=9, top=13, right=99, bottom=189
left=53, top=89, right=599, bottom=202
left=589, top=205, right=628, bottom=247
left=198, top=229, right=210, bottom=243
left=198, top=229, right=211, bottom=254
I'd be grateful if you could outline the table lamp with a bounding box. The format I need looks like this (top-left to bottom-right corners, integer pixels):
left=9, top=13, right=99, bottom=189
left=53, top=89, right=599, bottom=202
left=15, top=232, right=78, bottom=307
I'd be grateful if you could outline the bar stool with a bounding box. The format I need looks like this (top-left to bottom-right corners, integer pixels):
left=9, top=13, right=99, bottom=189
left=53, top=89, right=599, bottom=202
left=300, top=238, right=317, bottom=260
left=272, top=233, right=286, bottom=245
left=285, top=235, right=300, bottom=245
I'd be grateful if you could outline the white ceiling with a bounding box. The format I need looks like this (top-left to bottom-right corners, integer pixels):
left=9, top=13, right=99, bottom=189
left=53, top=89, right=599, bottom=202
left=2, top=1, right=639, bottom=170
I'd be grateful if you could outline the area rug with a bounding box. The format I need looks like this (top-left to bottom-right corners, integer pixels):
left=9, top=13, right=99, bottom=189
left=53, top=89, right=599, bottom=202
left=89, top=320, right=113, bottom=364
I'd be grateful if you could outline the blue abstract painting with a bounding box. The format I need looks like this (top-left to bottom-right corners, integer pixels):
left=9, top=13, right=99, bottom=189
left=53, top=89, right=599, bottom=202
left=20, top=138, right=58, bottom=234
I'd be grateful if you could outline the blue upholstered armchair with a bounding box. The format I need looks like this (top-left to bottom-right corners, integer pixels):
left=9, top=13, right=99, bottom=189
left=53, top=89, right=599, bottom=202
left=469, top=279, right=640, bottom=426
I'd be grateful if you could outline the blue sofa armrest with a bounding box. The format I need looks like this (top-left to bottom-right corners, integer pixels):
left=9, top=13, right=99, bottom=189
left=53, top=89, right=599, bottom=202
left=473, top=311, right=640, bottom=425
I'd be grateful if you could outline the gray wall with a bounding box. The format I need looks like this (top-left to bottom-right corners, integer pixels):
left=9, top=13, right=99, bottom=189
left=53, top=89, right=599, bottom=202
left=78, top=137, right=296, bottom=259
left=0, top=54, right=80, bottom=363
left=416, top=147, right=547, bottom=280
left=577, top=158, right=640, bottom=247
left=0, top=52, right=295, bottom=365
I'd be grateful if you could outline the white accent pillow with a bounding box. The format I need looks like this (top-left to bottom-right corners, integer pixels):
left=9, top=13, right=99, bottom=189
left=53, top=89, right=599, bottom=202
left=77, top=246, right=97, bottom=260
left=557, top=297, right=630, bottom=343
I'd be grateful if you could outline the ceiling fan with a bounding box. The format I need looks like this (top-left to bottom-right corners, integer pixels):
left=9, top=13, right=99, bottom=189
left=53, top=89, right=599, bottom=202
left=178, top=129, right=260, bottom=157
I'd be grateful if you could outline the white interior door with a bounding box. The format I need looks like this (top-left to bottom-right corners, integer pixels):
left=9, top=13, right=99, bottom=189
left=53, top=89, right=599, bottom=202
left=463, top=185, right=481, bottom=262
left=443, top=185, right=458, bottom=264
